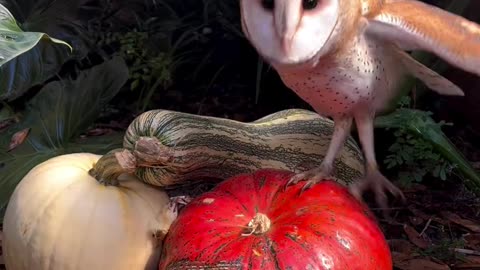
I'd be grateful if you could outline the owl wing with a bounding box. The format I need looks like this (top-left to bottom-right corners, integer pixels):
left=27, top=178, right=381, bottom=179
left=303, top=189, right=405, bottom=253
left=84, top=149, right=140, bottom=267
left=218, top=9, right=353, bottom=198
left=364, top=0, right=480, bottom=77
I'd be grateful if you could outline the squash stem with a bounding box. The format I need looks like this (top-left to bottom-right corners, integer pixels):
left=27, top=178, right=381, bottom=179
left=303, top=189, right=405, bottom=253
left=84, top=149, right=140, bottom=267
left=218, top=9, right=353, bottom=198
left=89, top=148, right=137, bottom=186
left=243, top=213, right=271, bottom=236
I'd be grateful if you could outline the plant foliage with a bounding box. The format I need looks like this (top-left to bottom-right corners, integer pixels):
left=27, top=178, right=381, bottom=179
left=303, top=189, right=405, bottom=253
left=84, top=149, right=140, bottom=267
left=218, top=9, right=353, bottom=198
left=376, top=97, right=480, bottom=194
left=0, top=57, right=128, bottom=220
left=383, top=97, right=456, bottom=185
left=0, top=3, right=74, bottom=101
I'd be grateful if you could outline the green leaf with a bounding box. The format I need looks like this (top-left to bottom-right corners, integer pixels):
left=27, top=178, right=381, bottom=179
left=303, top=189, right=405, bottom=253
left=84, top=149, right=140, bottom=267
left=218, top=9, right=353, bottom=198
left=433, top=165, right=441, bottom=178
left=131, top=79, right=140, bottom=91
left=0, top=3, right=72, bottom=65
left=375, top=108, right=480, bottom=195
left=440, top=166, right=447, bottom=180
left=0, top=102, right=15, bottom=122
left=414, top=172, right=423, bottom=183
left=0, top=3, right=73, bottom=100
left=0, top=56, right=129, bottom=221
left=2, top=0, right=99, bottom=56
left=0, top=0, right=103, bottom=101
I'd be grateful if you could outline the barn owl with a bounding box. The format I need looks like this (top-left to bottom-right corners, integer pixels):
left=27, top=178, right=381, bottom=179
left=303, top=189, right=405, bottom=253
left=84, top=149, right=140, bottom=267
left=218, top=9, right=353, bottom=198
left=239, top=0, right=480, bottom=213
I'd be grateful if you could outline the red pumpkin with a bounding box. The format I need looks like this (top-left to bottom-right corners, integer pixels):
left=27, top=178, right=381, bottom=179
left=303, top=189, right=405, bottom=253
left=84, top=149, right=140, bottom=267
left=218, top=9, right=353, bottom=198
left=159, top=169, right=392, bottom=270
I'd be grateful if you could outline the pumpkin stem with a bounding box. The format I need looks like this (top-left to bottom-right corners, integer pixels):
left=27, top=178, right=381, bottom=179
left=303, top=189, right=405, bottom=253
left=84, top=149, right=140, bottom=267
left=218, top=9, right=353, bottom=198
left=243, top=213, right=271, bottom=236
left=89, top=148, right=137, bottom=186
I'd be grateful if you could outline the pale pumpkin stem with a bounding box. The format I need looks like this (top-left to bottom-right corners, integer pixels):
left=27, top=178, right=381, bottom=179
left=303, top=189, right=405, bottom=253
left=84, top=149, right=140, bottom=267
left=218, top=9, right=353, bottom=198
left=242, top=213, right=271, bottom=236
left=89, top=148, right=137, bottom=186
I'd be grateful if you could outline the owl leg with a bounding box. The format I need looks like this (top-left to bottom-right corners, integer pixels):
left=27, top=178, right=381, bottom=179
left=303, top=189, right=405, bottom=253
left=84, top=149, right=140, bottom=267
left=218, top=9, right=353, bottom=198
left=286, top=116, right=353, bottom=192
left=349, top=110, right=406, bottom=218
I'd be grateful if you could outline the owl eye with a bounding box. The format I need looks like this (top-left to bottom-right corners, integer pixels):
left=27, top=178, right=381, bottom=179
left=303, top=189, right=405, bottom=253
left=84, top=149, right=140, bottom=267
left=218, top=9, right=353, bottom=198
left=302, top=0, right=318, bottom=10
left=261, top=0, right=274, bottom=10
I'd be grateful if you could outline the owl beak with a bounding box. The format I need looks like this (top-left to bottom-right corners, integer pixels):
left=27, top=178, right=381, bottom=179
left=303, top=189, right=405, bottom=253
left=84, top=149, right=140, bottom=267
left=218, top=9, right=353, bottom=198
left=281, top=36, right=294, bottom=54
left=274, top=0, right=301, bottom=54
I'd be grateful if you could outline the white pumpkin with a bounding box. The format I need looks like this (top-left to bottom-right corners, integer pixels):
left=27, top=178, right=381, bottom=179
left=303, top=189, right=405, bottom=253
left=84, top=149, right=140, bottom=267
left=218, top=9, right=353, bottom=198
left=3, top=153, right=177, bottom=270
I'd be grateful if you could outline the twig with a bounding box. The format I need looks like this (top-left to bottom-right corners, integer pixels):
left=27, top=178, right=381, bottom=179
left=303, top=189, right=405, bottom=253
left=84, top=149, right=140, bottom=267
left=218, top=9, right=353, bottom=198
left=420, top=218, right=432, bottom=236
left=452, top=248, right=480, bottom=256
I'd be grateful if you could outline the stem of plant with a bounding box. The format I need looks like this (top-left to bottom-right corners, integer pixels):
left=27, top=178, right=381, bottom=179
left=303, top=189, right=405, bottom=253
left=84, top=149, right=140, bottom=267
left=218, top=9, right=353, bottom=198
left=89, top=148, right=137, bottom=186
left=242, top=213, right=271, bottom=236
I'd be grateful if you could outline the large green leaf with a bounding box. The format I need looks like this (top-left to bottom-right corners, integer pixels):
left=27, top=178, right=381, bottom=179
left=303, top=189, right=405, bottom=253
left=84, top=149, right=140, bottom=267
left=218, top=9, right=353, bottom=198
left=0, top=3, right=71, bottom=66
left=0, top=3, right=72, bottom=100
left=1, top=0, right=99, bottom=55
left=0, top=0, right=103, bottom=101
left=0, top=56, right=128, bottom=220
left=0, top=38, right=71, bottom=101
left=375, top=108, right=480, bottom=195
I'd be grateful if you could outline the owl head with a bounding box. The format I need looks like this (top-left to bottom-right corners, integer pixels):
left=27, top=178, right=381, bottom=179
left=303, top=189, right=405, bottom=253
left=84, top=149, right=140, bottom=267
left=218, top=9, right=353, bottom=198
left=240, top=0, right=350, bottom=67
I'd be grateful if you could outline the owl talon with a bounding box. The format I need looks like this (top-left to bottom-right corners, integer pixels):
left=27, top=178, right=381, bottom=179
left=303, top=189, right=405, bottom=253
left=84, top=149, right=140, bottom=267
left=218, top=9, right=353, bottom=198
left=285, top=166, right=332, bottom=193
left=349, top=170, right=405, bottom=220
left=300, top=178, right=321, bottom=194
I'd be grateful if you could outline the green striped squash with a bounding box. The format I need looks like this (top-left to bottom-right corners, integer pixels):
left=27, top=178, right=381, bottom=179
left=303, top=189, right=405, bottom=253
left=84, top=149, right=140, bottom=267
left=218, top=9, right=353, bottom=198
left=121, top=109, right=365, bottom=188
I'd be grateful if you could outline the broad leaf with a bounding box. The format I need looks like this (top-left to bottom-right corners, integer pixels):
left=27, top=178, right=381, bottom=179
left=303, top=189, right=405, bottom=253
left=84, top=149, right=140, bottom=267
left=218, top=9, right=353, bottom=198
left=0, top=3, right=71, bottom=67
left=1, top=0, right=98, bottom=55
left=375, top=109, right=480, bottom=195
left=0, top=56, right=128, bottom=220
left=0, top=3, right=72, bottom=100
left=0, top=0, right=102, bottom=101
left=0, top=38, right=71, bottom=100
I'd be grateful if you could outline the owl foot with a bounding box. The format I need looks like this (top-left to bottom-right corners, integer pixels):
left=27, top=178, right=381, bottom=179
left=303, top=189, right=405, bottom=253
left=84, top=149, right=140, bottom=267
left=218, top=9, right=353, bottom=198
left=285, top=164, right=333, bottom=194
left=349, top=169, right=406, bottom=220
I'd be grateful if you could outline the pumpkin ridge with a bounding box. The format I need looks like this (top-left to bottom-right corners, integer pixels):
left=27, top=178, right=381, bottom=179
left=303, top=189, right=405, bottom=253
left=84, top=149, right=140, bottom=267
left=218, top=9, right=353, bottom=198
left=266, top=238, right=283, bottom=270
left=119, top=184, right=164, bottom=221
left=219, top=188, right=252, bottom=215
left=251, top=170, right=292, bottom=215
left=71, top=183, right=103, bottom=267
left=24, top=171, right=87, bottom=247
left=191, top=227, right=241, bottom=262
left=270, top=220, right=360, bottom=268
left=280, top=229, right=326, bottom=267
left=43, top=178, right=95, bottom=269
left=209, top=236, right=254, bottom=267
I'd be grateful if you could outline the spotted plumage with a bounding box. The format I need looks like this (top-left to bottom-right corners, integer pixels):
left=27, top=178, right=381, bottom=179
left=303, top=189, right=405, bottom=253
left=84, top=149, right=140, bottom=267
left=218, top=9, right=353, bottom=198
left=239, top=0, right=480, bottom=214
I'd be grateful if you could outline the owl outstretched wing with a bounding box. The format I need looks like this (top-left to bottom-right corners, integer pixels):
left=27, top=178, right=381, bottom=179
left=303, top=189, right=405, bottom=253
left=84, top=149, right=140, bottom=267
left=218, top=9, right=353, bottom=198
left=364, top=0, right=480, bottom=77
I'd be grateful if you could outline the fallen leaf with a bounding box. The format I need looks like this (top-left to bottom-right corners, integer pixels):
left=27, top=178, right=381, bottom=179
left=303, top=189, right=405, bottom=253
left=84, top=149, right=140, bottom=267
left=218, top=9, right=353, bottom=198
left=0, top=119, right=15, bottom=131
left=464, top=233, right=480, bottom=249
left=394, top=258, right=450, bottom=270
left=7, top=128, right=30, bottom=151
left=454, top=263, right=480, bottom=269
left=389, top=239, right=417, bottom=255
left=465, top=255, right=480, bottom=264
left=86, top=128, right=113, bottom=136
left=391, top=251, right=411, bottom=267
left=404, top=224, right=431, bottom=249
left=454, top=256, right=480, bottom=270
left=441, top=211, right=480, bottom=233
left=407, top=206, right=447, bottom=226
